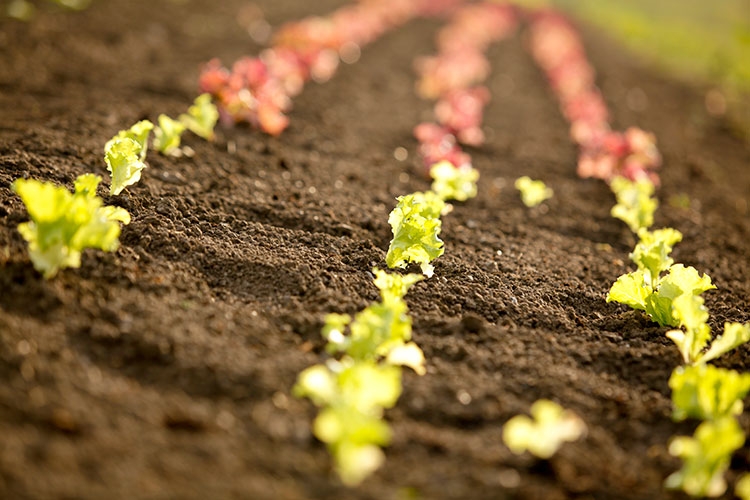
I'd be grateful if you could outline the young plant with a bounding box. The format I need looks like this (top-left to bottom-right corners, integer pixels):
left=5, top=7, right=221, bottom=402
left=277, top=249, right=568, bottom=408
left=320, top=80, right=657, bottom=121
left=430, top=160, right=479, bottom=202
left=385, top=191, right=446, bottom=277
left=294, top=358, right=402, bottom=486
left=104, top=138, right=148, bottom=196
left=737, top=474, right=750, bottom=500
left=179, top=93, right=219, bottom=141
left=669, top=363, right=750, bottom=421
left=610, top=175, right=658, bottom=233
left=323, top=270, right=426, bottom=374
left=104, top=120, right=153, bottom=162
left=665, top=417, right=745, bottom=498
left=502, top=399, right=586, bottom=459
left=153, top=114, right=187, bottom=156
left=11, top=174, right=130, bottom=278
left=294, top=269, right=425, bottom=485
left=514, top=176, right=553, bottom=207
left=607, top=227, right=715, bottom=328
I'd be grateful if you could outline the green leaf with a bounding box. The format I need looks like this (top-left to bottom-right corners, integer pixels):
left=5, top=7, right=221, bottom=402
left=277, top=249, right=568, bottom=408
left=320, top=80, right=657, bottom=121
left=372, top=268, right=424, bottom=305
left=104, top=138, right=147, bottom=196
left=153, top=114, right=187, bottom=155
left=737, top=474, right=750, bottom=500
left=609, top=176, right=658, bottom=233
left=667, top=294, right=712, bottom=363
left=515, top=176, right=553, bottom=207
left=179, top=93, right=219, bottom=141
left=630, top=227, right=682, bottom=287
left=606, top=270, right=650, bottom=311
left=669, top=364, right=750, bottom=421
left=644, top=264, right=715, bottom=328
left=105, top=120, right=153, bottom=162
left=385, top=191, right=445, bottom=277
left=700, top=322, right=750, bottom=364
left=503, top=399, right=586, bottom=459
left=665, top=417, right=745, bottom=498
left=430, top=160, right=479, bottom=202
left=293, top=364, right=338, bottom=406
left=11, top=175, right=130, bottom=278
left=385, top=342, right=426, bottom=375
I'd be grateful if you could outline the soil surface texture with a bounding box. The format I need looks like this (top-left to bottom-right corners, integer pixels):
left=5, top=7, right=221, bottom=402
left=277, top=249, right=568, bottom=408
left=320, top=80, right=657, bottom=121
left=1, top=1, right=749, bottom=499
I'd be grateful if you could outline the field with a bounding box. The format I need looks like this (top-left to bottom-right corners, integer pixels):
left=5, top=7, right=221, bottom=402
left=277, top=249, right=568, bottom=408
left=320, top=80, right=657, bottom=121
left=1, top=1, right=749, bottom=498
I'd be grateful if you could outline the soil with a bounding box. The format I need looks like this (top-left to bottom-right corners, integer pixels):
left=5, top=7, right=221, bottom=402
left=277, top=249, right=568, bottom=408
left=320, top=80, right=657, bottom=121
left=1, top=1, right=749, bottom=499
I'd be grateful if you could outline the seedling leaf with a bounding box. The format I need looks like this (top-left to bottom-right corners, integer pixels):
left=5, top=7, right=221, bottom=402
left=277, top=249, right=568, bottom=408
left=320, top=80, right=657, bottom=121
left=153, top=114, right=187, bottom=155
left=430, top=160, right=479, bottom=202
left=104, top=120, right=153, bottom=162
left=179, top=93, right=219, bottom=141
left=665, top=417, right=744, bottom=498
left=700, top=322, right=750, bottom=364
left=104, top=138, right=147, bottom=196
left=610, top=176, right=658, bottom=233
left=503, top=399, right=586, bottom=459
left=386, top=191, right=445, bottom=277
left=669, top=364, right=750, bottom=421
left=515, top=176, right=553, bottom=207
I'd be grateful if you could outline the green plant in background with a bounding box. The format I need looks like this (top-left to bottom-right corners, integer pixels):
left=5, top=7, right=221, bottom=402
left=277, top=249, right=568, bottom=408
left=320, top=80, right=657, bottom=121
left=11, top=174, right=130, bottom=278
left=514, top=176, right=553, bottom=207
left=179, top=93, right=219, bottom=141
left=610, top=176, right=658, bottom=233
left=503, top=399, right=586, bottom=459
left=153, top=114, right=187, bottom=156
left=429, top=161, right=480, bottom=202
left=670, top=364, right=750, bottom=421
left=386, top=191, right=446, bottom=277
left=665, top=417, right=745, bottom=498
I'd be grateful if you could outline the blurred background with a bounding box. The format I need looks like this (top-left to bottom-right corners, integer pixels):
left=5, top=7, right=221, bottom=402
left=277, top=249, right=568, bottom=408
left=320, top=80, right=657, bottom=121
left=6, top=0, right=750, bottom=138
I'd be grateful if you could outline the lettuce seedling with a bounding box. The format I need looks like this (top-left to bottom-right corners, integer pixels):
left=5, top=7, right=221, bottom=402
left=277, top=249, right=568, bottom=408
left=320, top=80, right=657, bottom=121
left=610, top=176, right=658, bottom=233
left=503, top=399, right=586, bottom=459
left=607, top=226, right=715, bottom=328
left=737, top=474, right=750, bottom=500
left=104, top=138, right=147, bottom=196
left=294, top=358, right=402, bottom=486
left=386, top=191, right=445, bottom=278
left=179, top=93, right=219, bottom=141
left=11, top=174, right=130, bottom=278
left=514, top=176, right=553, bottom=207
left=105, top=120, right=153, bottom=162
left=670, top=364, right=750, bottom=421
left=323, top=269, right=426, bottom=374
left=665, top=417, right=745, bottom=498
left=153, top=114, right=186, bottom=156
left=430, top=160, right=479, bottom=202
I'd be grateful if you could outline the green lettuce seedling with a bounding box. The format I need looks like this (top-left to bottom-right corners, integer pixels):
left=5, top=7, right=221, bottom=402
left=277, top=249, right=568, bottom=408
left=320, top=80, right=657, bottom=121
left=179, top=93, right=219, bottom=141
left=610, top=176, right=658, bottom=233
left=386, top=191, right=445, bottom=277
left=153, top=114, right=187, bottom=156
left=607, top=226, right=715, bottom=327
left=430, top=161, right=479, bottom=202
left=11, top=174, right=130, bottom=278
left=503, top=399, right=586, bottom=459
left=323, top=269, right=426, bottom=374
left=515, top=176, right=553, bottom=207
left=294, top=358, right=401, bottom=486
left=104, top=138, right=147, bottom=196
left=665, top=417, right=745, bottom=498
left=670, top=364, right=750, bottom=421
left=737, top=474, right=750, bottom=500
left=105, top=120, right=154, bottom=162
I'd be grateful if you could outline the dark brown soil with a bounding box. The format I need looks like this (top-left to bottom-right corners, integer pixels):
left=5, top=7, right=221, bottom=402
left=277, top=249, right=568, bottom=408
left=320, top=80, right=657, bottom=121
left=1, top=1, right=749, bottom=499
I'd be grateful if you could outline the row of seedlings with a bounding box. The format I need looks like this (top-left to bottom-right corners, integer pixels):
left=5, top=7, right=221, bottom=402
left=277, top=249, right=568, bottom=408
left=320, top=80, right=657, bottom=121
left=525, top=7, right=750, bottom=498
